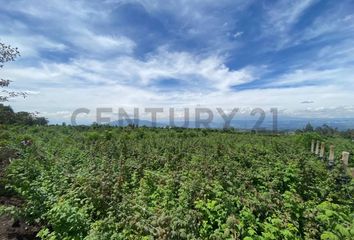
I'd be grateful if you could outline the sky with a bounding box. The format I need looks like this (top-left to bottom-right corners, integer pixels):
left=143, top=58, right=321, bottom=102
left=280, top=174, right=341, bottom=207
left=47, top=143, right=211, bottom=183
left=0, top=0, right=354, bottom=123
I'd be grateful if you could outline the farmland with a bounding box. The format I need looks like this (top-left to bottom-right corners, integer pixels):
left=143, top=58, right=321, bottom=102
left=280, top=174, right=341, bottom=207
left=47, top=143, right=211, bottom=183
left=0, top=125, right=353, bottom=239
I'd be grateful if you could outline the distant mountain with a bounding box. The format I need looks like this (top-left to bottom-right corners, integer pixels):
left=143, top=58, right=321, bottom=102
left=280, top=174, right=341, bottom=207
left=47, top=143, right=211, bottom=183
left=109, top=117, right=354, bottom=131
left=110, top=119, right=166, bottom=127
left=269, top=117, right=354, bottom=131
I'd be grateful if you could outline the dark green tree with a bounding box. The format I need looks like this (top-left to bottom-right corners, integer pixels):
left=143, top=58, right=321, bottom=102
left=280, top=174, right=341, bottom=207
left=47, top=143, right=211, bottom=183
left=0, top=104, right=48, bottom=125
left=304, top=122, right=314, bottom=132
left=0, top=104, right=15, bottom=124
left=315, top=124, right=338, bottom=136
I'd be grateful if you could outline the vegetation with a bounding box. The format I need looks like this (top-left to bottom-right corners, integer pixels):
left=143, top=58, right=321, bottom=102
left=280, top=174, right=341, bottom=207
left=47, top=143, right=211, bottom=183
left=0, top=104, right=48, bottom=125
left=0, top=125, right=353, bottom=239
left=298, top=123, right=354, bottom=140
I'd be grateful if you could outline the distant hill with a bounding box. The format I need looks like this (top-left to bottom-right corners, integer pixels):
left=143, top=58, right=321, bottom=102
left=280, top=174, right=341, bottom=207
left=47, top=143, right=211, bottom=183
left=110, top=119, right=166, bottom=128
left=110, top=117, right=354, bottom=130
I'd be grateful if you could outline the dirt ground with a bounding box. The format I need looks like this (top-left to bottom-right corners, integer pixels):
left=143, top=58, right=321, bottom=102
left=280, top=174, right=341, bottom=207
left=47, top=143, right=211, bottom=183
left=0, top=214, right=39, bottom=240
left=0, top=148, right=40, bottom=240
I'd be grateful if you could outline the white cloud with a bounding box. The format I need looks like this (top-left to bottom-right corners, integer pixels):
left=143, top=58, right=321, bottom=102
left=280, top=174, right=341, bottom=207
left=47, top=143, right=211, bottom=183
left=261, top=0, right=354, bottom=50
left=3, top=49, right=257, bottom=91
left=297, top=13, right=354, bottom=44
left=265, top=0, right=317, bottom=34
left=110, top=0, right=253, bottom=54
left=113, top=50, right=255, bottom=90
left=0, top=0, right=134, bottom=58
left=269, top=68, right=345, bottom=86
left=68, top=31, right=136, bottom=55
left=233, top=32, right=243, bottom=38
left=1, top=0, right=102, bottom=21
left=7, top=82, right=354, bottom=123
left=2, top=0, right=354, bottom=122
left=0, top=34, right=67, bottom=58
left=6, top=56, right=354, bottom=122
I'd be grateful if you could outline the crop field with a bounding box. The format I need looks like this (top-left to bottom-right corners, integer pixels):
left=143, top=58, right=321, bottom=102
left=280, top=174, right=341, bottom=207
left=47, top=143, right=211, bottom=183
left=0, top=125, right=353, bottom=239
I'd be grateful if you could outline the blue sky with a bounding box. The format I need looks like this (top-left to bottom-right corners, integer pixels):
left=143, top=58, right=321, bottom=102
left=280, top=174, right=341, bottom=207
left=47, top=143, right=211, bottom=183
left=1, top=0, right=354, bottom=122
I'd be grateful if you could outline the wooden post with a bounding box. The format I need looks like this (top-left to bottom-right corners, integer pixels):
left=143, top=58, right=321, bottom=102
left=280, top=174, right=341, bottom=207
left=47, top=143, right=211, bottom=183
left=320, top=142, right=325, bottom=159
left=341, top=152, right=349, bottom=169
left=328, top=145, right=335, bottom=165
left=311, top=140, right=315, bottom=153
left=315, top=140, right=320, bottom=155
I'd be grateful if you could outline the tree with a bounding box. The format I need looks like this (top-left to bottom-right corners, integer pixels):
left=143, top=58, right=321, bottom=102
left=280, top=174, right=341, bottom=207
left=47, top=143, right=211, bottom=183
left=0, top=104, right=15, bottom=124
left=35, top=116, right=49, bottom=126
left=0, top=104, right=48, bottom=125
left=315, top=124, right=338, bottom=136
left=304, top=122, right=314, bottom=132
left=0, top=41, right=26, bottom=102
left=341, top=129, right=354, bottom=139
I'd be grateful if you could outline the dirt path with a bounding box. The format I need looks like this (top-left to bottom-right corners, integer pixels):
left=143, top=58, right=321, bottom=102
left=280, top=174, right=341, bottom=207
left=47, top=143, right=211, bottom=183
left=0, top=149, right=40, bottom=240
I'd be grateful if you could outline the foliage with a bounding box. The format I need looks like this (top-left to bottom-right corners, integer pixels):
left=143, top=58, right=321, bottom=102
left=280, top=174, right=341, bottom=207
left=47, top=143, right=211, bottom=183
left=0, top=125, right=353, bottom=239
left=0, top=104, right=48, bottom=125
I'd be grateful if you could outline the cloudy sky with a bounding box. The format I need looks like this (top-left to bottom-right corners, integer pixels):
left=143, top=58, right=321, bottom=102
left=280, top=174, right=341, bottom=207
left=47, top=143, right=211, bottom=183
left=1, top=0, right=354, bottom=123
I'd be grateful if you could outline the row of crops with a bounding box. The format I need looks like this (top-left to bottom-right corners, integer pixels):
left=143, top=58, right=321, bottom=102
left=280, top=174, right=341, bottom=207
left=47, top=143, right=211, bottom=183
left=0, top=125, right=353, bottom=239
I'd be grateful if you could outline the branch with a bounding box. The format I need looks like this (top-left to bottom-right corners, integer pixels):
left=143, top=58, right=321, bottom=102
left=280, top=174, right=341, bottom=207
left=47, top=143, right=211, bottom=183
left=0, top=89, right=27, bottom=102
left=0, top=79, right=11, bottom=87
left=0, top=42, right=20, bottom=67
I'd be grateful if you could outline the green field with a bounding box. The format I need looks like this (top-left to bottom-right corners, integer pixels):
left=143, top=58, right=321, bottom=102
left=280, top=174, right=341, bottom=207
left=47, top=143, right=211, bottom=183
left=0, top=125, right=353, bottom=239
